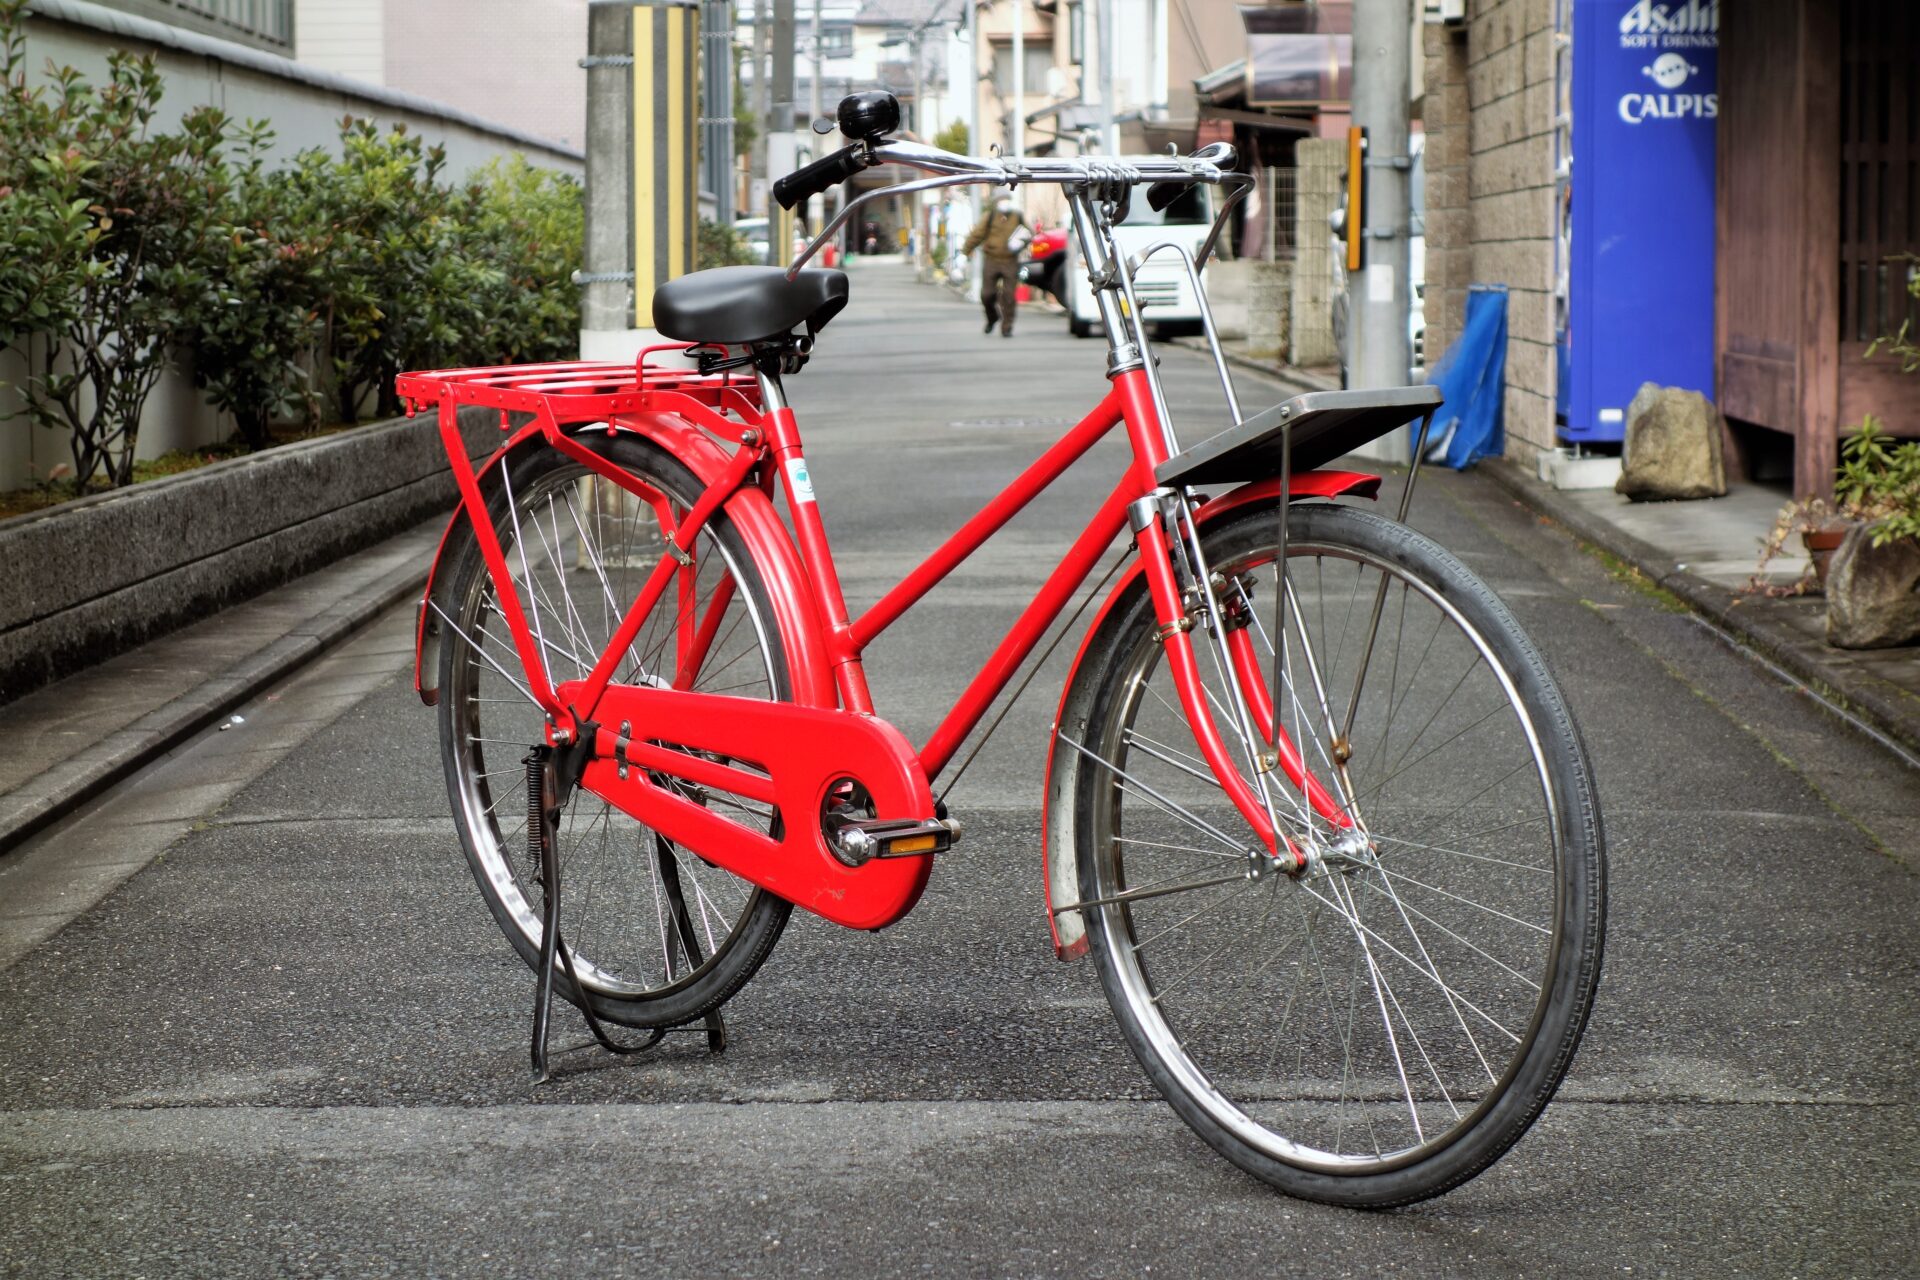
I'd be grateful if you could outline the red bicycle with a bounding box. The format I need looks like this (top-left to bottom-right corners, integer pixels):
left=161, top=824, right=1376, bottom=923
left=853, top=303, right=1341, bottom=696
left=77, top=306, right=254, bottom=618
left=397, top=92, right=1605, bottom=1208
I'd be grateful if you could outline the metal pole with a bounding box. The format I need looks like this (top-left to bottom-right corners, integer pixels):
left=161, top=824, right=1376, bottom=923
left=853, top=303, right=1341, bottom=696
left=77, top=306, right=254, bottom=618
left=702, top=0, right=734, bottom=224
left=581, top=2, right=636, bottom=345
left=770, top=0, right=797, bottom=264
left=810, top=0, right=826, bottom=236
left=1096, top=0, right=1114, bottom=153
left=810, top=0, right=824, bottom=127
left=751, top=0, right=769, bottom=213
left=1011, top=0, right=1024, bottom=160
left=1348, top=0, right=1414, bottom=456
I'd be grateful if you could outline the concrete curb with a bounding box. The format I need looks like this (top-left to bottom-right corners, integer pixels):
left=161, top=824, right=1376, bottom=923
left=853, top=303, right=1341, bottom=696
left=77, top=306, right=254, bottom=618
left=0, top=546, right=428, bottom=856
left=1480, top=457, right=1920, bottom=760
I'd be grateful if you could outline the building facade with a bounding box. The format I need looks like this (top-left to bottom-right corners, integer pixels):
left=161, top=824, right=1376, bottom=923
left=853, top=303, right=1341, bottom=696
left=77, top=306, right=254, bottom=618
left=1424, top=0, right=1919, bottom=493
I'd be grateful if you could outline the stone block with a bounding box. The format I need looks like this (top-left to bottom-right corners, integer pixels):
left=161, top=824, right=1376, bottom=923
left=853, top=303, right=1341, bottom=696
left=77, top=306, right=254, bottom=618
left=1472, top=186, right=1554, bottom=243
left=1503, top=286, right=1555, bottom=346
left=1503, top=334, right=1556, bottom=395
left=1470, top=0, right=1522, bottom=56
left=1426, top=166, right=1470, bottom=215
left=1468, top=43, right=1525, bottom=110
left=1826, top=524, right=1920, bottom=649
left=1503, top=385, right=1557, bottom=454
left=1245, top=261, right=1293, bottom=359
left=1425, top=119, right=1469, bottom=170
left=1470, top=134, right=1553, bottom=197
left=1525, top=28, right=1556, bottom=85
left=1614, top=383, right=1728, bottom=502
left=1471, top=238, right=1554, bottom=289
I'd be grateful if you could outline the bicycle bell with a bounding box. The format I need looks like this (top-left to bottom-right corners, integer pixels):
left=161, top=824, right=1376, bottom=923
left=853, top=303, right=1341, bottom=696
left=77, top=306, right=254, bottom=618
left=837, top=91, right=899, bottom=143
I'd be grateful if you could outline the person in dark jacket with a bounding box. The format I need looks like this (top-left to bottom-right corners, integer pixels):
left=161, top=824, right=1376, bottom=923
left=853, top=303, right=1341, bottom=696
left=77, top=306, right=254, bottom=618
left=963, top=196, right=1031, bottom=338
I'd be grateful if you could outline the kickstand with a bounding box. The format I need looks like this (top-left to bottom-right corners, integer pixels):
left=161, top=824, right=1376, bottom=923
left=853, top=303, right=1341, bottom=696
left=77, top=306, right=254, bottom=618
left=526, top=748, right=666, bottom=1083
left=655, top=834, right=728, bottom=1055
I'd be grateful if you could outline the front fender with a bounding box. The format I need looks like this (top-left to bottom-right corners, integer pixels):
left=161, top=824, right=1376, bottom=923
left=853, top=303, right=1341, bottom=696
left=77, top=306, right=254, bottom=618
left=414, top=413, right=835, bottom=711
left=1039, top=470, right=1380, bottom=959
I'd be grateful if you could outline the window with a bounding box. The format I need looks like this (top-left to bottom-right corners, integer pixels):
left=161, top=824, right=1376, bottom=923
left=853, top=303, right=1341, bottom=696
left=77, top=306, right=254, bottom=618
left=990, top=43, right=1052, bottom=97
left=816, top=22, right=853, bottom=59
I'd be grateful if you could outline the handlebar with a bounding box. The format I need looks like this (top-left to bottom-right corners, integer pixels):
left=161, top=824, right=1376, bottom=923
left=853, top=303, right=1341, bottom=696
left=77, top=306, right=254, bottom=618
left=772, top=142, right=871, bottom=211
left=780, top=138, right=1246, bottom=277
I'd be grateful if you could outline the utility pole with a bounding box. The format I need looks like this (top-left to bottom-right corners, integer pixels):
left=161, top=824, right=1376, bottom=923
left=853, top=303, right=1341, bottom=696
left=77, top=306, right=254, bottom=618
left=1010, top=0, right=1024, bottom=161
left=701, top=0, right=734, bottom=224
left=810, top=0, right=825, bottom=127
left=769, top=0, right=798, bottom=263
left=1095, top=0, right=1113, bottom=153
left=965, top=0, right=979, bottom=154
left=751, top=0, right=769, bottom=214
left=580, top=0, right=699, bottom=360
left=809, top=0, right=826, bottom=236
left=1348, top=0, right=1415, bottom=457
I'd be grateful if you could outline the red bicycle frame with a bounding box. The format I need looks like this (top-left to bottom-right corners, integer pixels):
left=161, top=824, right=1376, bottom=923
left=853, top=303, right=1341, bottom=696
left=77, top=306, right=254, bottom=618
left=398, top=349, right=1365, bottom=931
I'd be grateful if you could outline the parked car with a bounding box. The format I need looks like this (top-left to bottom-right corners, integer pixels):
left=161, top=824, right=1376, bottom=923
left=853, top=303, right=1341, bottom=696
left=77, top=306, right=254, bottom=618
left=733, top=216, right=771, bottom=266
left=1330, top=134, right=1426, bottom=385
left=1062, top=186, right=1214, bottom=339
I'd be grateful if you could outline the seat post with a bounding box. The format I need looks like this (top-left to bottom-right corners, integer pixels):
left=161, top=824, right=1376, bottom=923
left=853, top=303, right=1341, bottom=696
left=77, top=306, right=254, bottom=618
left=751, top=360, right=873, bottom=714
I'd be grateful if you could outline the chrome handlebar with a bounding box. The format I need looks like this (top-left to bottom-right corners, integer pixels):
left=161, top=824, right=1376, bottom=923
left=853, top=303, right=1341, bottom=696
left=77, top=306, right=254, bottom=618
left=787, top=140, right=1243, bottom=278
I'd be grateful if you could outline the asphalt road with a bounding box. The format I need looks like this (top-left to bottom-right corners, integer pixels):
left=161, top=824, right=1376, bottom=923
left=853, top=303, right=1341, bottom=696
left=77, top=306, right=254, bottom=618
left=2, top=262, right=1916, bottom=1278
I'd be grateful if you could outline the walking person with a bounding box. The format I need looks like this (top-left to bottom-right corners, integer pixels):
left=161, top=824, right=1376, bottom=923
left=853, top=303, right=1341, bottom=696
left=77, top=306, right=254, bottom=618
left=964, top=196, right=1031, bottom=338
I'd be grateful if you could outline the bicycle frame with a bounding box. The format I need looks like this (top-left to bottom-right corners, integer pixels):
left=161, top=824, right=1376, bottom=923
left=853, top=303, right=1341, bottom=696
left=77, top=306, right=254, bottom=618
left=399, top=145, right=1397, bottom=932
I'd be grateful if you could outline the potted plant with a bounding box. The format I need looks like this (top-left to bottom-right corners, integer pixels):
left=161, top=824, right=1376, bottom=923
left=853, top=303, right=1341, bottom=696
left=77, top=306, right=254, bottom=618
left=1750, top=416, right=1920, bottom=594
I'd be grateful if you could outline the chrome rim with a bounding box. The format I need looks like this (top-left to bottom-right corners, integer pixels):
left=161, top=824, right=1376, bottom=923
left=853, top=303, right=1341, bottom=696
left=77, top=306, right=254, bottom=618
left=445, top=456, right=781, bottom=999
left=1088, top=528, right=1562, bottom=1174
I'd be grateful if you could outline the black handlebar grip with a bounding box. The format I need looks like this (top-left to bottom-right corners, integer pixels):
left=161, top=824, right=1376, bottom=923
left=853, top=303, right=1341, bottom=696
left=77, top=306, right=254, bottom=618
left=773, top=143, right=868, bottom=210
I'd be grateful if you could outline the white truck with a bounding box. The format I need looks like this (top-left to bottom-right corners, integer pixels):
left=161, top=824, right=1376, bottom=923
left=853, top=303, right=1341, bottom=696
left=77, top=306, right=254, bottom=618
left=1061, top=186, right=1214, bottom=339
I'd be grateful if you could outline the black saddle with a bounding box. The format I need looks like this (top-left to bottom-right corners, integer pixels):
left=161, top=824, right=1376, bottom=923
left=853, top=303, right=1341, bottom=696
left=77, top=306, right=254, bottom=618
left=652, top=265, right=850, bottom=346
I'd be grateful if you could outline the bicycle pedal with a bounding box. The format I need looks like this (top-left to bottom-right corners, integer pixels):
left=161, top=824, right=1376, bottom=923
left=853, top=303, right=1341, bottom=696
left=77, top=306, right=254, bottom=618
left=826, top=815, right=962, bottom=866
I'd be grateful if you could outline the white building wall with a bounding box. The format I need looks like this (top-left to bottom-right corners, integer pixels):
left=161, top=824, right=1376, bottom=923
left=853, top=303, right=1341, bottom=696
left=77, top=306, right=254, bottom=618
left=292, top=0, right=384, bottom=85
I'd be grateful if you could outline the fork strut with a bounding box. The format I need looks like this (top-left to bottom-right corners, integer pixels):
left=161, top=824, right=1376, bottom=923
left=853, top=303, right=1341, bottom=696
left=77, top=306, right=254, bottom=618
left=1130, top=516, right=1287, bottom=859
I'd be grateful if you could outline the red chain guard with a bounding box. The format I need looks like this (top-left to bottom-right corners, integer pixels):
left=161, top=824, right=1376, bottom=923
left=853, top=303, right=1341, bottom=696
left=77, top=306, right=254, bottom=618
left=569, top=682, right=936, bottom=931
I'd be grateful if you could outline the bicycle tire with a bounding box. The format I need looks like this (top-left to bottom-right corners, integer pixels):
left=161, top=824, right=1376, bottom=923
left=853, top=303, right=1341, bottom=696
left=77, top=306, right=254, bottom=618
left=1069, top=501, right=1605, bottom=1206
left=436, top=433, right=792, bottom=1030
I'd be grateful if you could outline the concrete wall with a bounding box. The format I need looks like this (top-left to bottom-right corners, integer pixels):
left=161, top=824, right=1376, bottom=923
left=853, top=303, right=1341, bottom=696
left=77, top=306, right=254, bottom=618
left=0, top=407, right=495, bottom=704
left=382, top=0, right=589, bottom=155
left=1, top=1, right=584, bottom=494
left=1423, top=2, right=1560, bottom=465
left=1245, top=260, right=1293, bottom=362
left=1289, top=136, right=1343, bottom=369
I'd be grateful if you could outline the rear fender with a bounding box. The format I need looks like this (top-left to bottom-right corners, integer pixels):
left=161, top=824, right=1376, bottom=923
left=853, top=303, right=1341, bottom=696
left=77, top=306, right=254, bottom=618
left=1040, top=470, right=1380, bottom=959
left=414, top=413, right=835, bottom=710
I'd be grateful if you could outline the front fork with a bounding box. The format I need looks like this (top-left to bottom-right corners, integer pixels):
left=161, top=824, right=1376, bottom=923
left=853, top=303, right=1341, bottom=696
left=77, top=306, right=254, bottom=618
left=1129, top=487, right=1356, bottom=873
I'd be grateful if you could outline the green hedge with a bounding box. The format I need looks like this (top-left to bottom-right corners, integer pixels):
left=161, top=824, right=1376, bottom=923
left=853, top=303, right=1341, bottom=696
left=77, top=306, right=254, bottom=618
left=0, top=0, right=582, bottom=492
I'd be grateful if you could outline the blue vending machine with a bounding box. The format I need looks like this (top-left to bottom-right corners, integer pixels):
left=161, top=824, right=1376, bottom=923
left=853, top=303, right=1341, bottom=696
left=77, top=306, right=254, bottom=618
left=1567, top=0, right=1719, bottom=444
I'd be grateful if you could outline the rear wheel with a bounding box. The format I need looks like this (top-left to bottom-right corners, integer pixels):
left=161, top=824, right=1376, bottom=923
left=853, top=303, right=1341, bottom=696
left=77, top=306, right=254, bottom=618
left=1072, top=502, right=1605, bottom=1206
left=435, top=434, right=792, bottom=1029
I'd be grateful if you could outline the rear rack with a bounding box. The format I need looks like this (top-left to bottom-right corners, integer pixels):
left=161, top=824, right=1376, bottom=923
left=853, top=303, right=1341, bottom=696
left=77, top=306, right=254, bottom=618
left=393, top=345, right=765, bottom=430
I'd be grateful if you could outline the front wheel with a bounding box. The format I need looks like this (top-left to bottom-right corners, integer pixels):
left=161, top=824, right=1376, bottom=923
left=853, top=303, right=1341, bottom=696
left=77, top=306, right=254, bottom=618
left=1070, top=502, right=1605, bottom=1206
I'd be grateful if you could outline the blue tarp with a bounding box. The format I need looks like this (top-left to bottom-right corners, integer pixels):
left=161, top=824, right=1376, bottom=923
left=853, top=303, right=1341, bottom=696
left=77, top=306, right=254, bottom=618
left=1419, top=286, right=1508, bottom=470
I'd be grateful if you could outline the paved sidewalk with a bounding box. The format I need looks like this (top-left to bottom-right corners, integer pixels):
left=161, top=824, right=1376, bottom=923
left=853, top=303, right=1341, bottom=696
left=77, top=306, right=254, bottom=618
left=1201, top=346, right=1920, bottom=764
left=0, top=520, right=440, bottom=854
left=1479, top=459, right=1920, bottom=762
